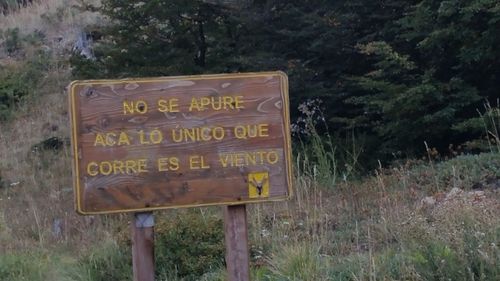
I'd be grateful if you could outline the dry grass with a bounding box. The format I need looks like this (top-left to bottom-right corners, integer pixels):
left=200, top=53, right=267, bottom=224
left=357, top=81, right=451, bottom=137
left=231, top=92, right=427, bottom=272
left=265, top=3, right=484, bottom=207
left=1, top=90, right=499, bottom=279
left=244, top=153, right=500, bottom=280
left=0, top=2, right=499, bottom=280
left=0, top=0, right=103, bottom=60
left=0, top=0, right=96, bottom=33
left=0, top=63, right=102, bottom=252
left=0, top=0, right=110, bottom=254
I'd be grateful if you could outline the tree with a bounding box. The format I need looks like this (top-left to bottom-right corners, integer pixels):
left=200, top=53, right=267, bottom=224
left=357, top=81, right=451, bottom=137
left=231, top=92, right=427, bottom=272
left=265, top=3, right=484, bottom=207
left=72, top=0, right=347, bottom=120
left=350, top=0, right=500, bottom=157
left=71, top=0, right=500, bottom=165
left=84, top=0, right=239, bottom=77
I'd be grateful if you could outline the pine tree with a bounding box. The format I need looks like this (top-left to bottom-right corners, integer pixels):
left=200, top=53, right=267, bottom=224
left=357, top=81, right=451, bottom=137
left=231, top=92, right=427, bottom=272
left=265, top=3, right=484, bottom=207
left=350, top=0, right=499, bottom=156
left=70, top=0, right=500, bottom=163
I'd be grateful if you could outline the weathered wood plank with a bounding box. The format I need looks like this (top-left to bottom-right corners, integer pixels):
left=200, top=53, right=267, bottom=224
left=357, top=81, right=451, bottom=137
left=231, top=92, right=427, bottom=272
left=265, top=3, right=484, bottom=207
left=224, top=204, right=250, bottom=281
left=69, top=72, right=292, bottom=214
left=132, top=212, right=155, bottom=281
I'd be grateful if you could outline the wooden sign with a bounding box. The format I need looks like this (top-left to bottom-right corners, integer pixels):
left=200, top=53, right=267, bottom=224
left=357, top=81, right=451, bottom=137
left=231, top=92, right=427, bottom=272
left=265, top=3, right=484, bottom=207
left=69, top=72, right=292, bottom=214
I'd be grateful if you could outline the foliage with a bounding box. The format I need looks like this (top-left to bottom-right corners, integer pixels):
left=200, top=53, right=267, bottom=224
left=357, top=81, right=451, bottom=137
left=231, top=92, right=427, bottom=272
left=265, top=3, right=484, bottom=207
left=71, top=241, right=132, bottom=281
left=350, top=41, right=482, bottom=155
left=0, top=27, right=46, bottom=55
left=71, top=0, right=500, bottom=164
left=71, top=0, right=361, bottom=115
left=0, top=51, right=49, bottom=120
left=0, top=67, right=31, bottom=120
left=70, top=211, right=224, bottom=281
left=154, top=210, right=225, bottom=280
left=268, top=243, right=330, bottom=280
left=0, top=251, right=64, bottom=281
left=71, top=0, right=238, bottom=78
left=1, top=27, right=21, bottom=55
left=0, top=0, right=32, bottom=15
left=454, top=100, right=500, bottom=153
left=0, top=28, right=50, bottom=121
left=293, top=99, right=340, bottom=186
left=349, top=0, right=500, bottom=157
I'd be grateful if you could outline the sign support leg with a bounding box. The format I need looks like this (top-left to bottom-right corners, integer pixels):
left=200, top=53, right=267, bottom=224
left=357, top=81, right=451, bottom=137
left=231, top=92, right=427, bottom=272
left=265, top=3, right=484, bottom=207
left=224, top=204, right=250, bottom=281
left=132, top=212, right=155, bottom=281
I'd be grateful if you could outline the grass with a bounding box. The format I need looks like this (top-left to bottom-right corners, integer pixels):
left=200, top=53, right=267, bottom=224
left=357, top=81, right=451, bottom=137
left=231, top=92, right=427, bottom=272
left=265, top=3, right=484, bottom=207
left=0, top=1, right=499, bottom=280
left=0, top=0, right=102, bottom=44
left=243, top=119, right=500, bottom=280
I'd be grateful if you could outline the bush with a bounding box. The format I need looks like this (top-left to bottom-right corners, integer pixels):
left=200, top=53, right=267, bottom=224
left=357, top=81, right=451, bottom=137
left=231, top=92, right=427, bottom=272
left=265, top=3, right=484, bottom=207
left=268, top=243, right=331, bottom=280
left=0, top=68, right=30, bottom=120
left=0, top=252, right=52, bottom=281
left=0, top=27, right=46, bottom=56
left=0, top=49, right=50, bottom=120
left=72, top=241, right=132, bottom=281
left=154, top=210, right=225, bottom=280
left=71, top=210, right=224, bottom=281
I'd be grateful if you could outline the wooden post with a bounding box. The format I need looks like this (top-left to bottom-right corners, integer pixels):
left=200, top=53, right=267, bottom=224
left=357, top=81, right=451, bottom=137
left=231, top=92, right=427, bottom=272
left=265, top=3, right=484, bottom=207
left=132, top=212, right=155, bottom=281
left=224, top=204, right=250, bottom=281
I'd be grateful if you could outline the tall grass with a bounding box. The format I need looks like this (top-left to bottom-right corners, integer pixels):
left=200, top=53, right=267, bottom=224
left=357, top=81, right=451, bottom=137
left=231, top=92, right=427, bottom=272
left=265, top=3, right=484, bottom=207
left=246, top=136, right=499, bottom=280
left=294, top=114, right=363, bottom=189
left=479, top=99, right=500, bottom=153
left=0, top=0, right=103, bottom=61
left=68, top=240, right=132, bottom=281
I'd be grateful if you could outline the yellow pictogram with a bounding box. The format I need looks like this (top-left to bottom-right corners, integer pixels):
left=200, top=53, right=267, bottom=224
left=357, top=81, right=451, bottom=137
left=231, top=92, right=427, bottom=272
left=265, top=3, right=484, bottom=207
left=248, top=172, right=269, bottom=198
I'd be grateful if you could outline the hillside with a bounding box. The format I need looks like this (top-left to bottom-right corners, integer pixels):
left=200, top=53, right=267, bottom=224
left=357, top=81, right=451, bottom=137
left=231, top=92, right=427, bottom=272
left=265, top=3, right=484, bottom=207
left=1, top=1, right=499, bottom=280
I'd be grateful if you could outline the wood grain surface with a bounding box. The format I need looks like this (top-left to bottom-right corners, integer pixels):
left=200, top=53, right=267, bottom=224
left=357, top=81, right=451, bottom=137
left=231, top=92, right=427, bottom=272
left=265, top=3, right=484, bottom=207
left=132, top=213, right=155, bottom=281
left=224, top=205, right=250, bottom=281
left=69, top=72, right=292, bottom=214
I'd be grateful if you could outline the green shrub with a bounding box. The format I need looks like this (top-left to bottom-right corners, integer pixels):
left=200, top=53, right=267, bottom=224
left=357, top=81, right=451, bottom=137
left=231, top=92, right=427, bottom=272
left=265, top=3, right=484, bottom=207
left=70, top=211, right=224, bottom=281
left=71, top=241, right=132, bottom=281
left=0, top=252, right=51, bottom=281
left=268, top=243, right=330, bottom=280
left=1, top=27, right=21, bottom=55
left=154, top=210, right=225, bottom=280
left=0, top=50, right=50, bottom=120
left=408, top=242, right=464, bottom=281
left=0, top=27, right=46, bottom=56
left=0, top=69, right=30, bottom=120
left=408, top=152, right=500, bottom=192
left=461, top=225, right=500, bottom=280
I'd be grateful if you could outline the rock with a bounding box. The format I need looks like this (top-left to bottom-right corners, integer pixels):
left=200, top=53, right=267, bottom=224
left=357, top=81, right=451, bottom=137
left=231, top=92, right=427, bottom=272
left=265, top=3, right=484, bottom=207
left=446, top=187, right=463, bottom=199
left=31, top=137, right=68, bottom=153
left=52, top=218, right=63, bottom=239
left=466, top=190, right=486, bottom=202
left=420, top=196, right=436, bottom=207
left=471, top=182, right=484, bottom=190
left=485, top=177, right=500, bottom=189
left=73, top=31, right=95, bottom=60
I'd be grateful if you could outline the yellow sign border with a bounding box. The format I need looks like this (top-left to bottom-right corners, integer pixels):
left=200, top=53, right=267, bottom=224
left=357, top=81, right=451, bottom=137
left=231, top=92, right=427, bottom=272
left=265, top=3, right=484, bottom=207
left=69, top=71, right=293, bottom=215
